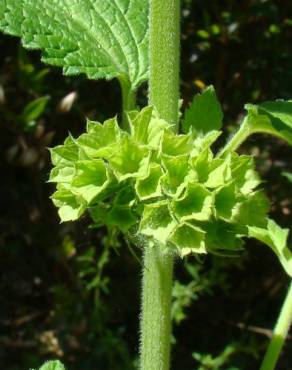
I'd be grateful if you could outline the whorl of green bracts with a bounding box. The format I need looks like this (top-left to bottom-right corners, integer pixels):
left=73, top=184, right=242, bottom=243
left=48, top=106, right=286, bottom=261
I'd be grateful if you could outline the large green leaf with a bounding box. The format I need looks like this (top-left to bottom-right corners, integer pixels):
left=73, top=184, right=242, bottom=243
left=0, top=0, right=149, bottom=89
left=182, top=86, right=223, bottom=135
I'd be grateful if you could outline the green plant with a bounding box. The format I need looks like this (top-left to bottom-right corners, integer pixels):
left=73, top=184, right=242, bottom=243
left=32, top=360, right=65, bottom=370
left=0, top=1, right=291, bottom=370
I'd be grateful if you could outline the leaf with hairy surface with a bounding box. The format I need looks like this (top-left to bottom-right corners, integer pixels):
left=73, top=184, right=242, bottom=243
left=0, top=0, right=149, bottom=90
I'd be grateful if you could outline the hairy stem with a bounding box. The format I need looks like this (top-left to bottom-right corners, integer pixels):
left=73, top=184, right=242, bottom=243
left=140, top=1, right=180, bottom=370
left=140, top=247, right=174, bottom=370
left=218, top=117, right=251, bottom=157
left=120, top=78, right=136, bottom=131
left=149, top=0, right=180, bottom=130
left=260, top=281, right=292, bottom=370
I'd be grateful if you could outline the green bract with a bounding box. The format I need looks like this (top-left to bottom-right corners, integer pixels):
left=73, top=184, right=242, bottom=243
left=49, top=106, right=292, bottom=276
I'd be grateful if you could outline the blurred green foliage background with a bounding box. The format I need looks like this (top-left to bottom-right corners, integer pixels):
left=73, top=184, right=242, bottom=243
left=0, top=1, right=291, bottom=369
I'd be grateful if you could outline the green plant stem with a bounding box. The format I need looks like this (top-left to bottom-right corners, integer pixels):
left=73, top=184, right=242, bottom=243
left=120, top=78, right=136, bottom=131
left=218, top=117, right=251, bottom=157
left=149, top=0, right=180, bottom=130
left=140, top=247, right=174, bottom=370
left=260, top=281, right=292, bottom=370
left=140, top=1, right=180, bottom=370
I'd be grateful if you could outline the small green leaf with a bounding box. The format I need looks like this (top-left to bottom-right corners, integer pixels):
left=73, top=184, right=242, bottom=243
left=214, top=182, right=237, bottom=221
left=245, top=100, right=292, bottom=145
left=169, top=222, right=206, bottom=256
left=108, top=136, right=149, bottom=181
left=233, top=191, right=269, bottom=228
left=205, top=158, right=232, bottom=188
left=139, top=202, right=177, bottom=245
left=147, top=111, right=172, bottom=148
left=70, top=159, right=111, bottom=204
left=172, top=183, right=213, bottom=221
left=49, top=165, right=76, bottom=184
left=129, top=105, right=153, bottom=144
left=0, top=0, right=149, bottom=89
left=50, top=136, right=79, bottom=166
left=77, top=118, right=120, bottom=158
left=52, top=185, right=85, bottom=222
left=231, top=154, right=261, bottom=194
left=183, top=86, right=223, bottom=135
left=203, top=221, right=244, bottom=255
left=136, top=164, right=163, bottom=200
left=160, top=131, right=193, bottom=157
left=248, top=219, right=292, bottom=277
left=21, top=96, right=49, bottom=123
left=191, top=149, right=212, bottom=183
left=38, top=360, right=66, bottom=370
left=161, top=155, right=190, bottom=196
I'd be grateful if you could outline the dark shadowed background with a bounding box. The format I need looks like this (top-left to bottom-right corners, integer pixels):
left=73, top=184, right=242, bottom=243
left=0, top=1, right=291, bottom=369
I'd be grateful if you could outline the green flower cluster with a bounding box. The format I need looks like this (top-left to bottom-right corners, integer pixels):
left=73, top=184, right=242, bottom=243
left=49, top=106, right=291, bottom=271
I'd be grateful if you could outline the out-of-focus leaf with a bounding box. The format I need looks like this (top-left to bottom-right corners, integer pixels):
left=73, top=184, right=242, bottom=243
left=282, top=171, right=292, bottom=183
left=32, top=360, right=66, bottom=370
left=21, top=96, right=49, bottom=123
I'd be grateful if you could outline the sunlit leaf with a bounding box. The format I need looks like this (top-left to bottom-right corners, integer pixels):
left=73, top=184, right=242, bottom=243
left=183, top=86, right=223, bottom=135
left=38, top=360, right=66, bottom=370
left=169, top=222, right=206, bottom=256
left=0, top=0, right=149, bottom=89
left=172, top=183, right=213, bottom=221
left=245, top=100, right=292, bottom=145
left=139, top=202, right=177, bottom=245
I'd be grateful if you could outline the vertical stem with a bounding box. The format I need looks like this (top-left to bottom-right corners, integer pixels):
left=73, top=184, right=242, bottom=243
left=260, top=281, right=292, bottom=370
left=140, top=247, right=174, bottom=370
left=120, top=78, right=136, bottom=131
left=149, top=0, right=180, bottom=130
left=140, top=1, right=180, bottom=370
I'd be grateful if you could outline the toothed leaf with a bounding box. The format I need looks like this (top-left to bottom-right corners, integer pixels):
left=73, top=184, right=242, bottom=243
left=172, top=184, right=213, bottom=221
left=77, top=118, right=120, bottom=158
left=203, top=221, right=244, bottom=255
left=52, top=185, right=85, bottom=222
left=161, top=155, right=191, bottom=196
left=170, top=223, right=206, bottom=256
left=139, top=202, right=177, bottom=245
left=183, top=86, right=223, bottom=135
left=0, top=0, right=149, bottom=89
left=233, top=191, right=269, bottom=228
left=108, top=136, right=149, bottom=181
left=161, top=131, right=193, bottom=157
left=214, top=182, right=237, bottom=221
left=136, top=164, right=163, bottom=200
left=70, top=159, right=111, bottom=204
